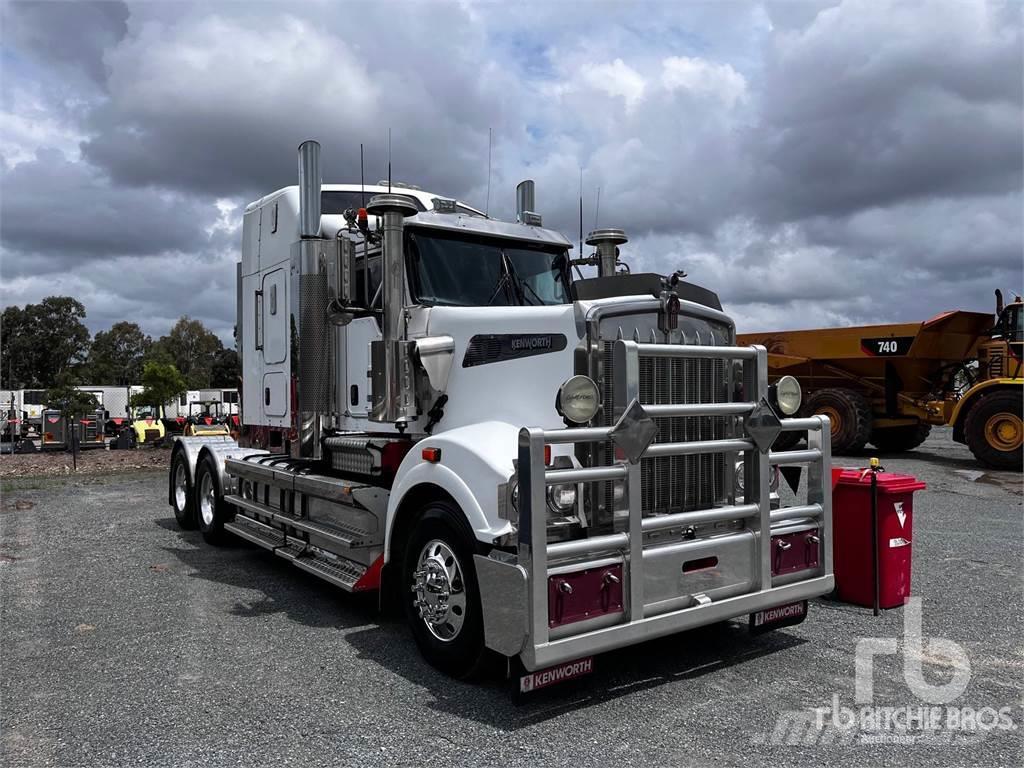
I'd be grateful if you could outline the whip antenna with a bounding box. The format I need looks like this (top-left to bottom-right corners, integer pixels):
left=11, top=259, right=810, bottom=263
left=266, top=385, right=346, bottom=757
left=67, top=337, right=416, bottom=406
left=360, top=143, right=365, bottom=208
left=387, top=128, right=392, bottom=193
left=485, top=127, right=493, bottom=217
left=578, top=167, right=583, bottom=255
left=594, top=186, right=601, bottom=229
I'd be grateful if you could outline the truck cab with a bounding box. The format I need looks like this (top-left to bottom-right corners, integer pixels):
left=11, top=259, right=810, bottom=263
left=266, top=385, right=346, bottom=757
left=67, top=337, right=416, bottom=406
left=169, top=141, right=833, bottom=684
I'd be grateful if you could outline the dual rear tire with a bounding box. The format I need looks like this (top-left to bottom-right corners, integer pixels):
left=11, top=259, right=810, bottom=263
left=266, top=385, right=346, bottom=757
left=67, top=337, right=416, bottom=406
left=170, top=450, right=232, bottom=544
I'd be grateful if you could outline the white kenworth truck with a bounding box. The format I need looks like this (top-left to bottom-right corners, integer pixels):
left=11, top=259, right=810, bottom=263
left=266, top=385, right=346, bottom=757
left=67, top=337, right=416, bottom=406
left=169, top=141, right=834, bottom=690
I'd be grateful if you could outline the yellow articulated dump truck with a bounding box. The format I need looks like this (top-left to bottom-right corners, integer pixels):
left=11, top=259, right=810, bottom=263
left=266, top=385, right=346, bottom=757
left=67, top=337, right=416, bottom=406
left=738, top=292, right=1022, bottom=470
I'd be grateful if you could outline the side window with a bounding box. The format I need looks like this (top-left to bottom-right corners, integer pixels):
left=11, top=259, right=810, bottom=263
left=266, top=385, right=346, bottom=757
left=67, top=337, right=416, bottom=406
left=354, top=256, right=383, bottom=310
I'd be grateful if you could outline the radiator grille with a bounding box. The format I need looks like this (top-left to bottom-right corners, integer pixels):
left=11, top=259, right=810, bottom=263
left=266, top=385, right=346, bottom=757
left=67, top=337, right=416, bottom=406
left=602, top=341, right=728, bottom=515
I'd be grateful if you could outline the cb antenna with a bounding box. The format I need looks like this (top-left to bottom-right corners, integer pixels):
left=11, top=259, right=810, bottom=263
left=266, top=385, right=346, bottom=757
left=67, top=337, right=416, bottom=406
left=578, top=167, right=583, bottom=256
left=485, top=127, right=493, bottom=217
left=360, top=143, right=365, bottom=208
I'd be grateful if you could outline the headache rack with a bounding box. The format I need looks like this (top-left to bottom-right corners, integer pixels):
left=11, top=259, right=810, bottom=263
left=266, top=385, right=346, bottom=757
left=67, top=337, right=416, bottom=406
left=498, top=340, right=834, bottom=671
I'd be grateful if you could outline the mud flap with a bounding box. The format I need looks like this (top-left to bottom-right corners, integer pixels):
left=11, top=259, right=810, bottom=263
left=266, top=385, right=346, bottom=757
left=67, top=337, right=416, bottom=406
left=509, top=656, right=595, bottom=704
left=749, top=600, right=808, bottom=635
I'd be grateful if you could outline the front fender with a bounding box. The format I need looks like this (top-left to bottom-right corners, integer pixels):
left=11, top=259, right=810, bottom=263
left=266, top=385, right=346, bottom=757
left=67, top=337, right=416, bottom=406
left=385, top=421, right=523, bottom=561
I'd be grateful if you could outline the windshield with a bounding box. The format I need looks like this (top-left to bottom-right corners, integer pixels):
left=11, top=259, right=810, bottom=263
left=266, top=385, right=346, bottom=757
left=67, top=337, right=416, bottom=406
left=407, top=229, right=570, bottom=307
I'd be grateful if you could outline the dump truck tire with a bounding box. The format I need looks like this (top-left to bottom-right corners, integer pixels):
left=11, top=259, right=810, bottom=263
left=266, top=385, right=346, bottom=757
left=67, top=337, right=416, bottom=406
left=964, top=390, right=1023, bottom=470
left=804, top=388, right=872, bottom=454
left=870, top=423, right=931, bottom=453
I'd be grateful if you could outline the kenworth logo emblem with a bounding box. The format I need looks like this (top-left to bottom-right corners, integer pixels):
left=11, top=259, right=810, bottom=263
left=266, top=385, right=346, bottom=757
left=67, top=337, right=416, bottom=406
left=510, top=336, right=552, bottom=351
left=520, top=657, right=594, bottom=693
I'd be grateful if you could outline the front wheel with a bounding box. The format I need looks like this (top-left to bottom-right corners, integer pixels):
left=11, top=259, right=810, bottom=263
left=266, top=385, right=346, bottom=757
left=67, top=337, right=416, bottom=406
left=964, top=390, right=1023, bottom=470
left=402, top=502, right=488, bottom=679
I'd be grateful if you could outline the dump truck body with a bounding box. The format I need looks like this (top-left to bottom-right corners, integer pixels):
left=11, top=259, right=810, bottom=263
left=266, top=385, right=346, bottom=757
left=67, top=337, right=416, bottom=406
left=739, top=300, right=1022, bottom=469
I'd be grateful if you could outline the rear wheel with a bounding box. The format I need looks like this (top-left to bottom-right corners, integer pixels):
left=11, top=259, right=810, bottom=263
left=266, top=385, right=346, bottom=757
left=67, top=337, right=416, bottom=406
left=170, top=451, right=196, bottom=529
left=870, top=423, right=931, bottom=453
left=195, top=455, right=233, bottom=545
left=402, top=502, right=488, bottom=679
left=804, top=388, right=872, bottom=454
left=965, top=390, right=1023, bottom=470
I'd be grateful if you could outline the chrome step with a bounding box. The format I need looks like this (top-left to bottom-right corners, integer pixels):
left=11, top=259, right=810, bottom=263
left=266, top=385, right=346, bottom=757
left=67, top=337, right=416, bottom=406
left=225, top=494, right=379, bottom=549
left=274, top=536, right=307, bottom=561
left=291, top=552, right=367, bottom=591
left=225, top=515, right=285, bottom=550
left=289, top=517, right=377, bottom=548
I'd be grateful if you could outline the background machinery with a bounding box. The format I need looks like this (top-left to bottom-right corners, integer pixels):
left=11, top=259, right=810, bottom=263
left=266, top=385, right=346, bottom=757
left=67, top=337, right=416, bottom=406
left=738, top=292, right=1022, bottom=469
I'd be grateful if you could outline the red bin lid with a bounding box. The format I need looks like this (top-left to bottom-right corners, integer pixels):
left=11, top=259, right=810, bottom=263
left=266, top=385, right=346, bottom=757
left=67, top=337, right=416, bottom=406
left=835, top=468, right=926, bottom=493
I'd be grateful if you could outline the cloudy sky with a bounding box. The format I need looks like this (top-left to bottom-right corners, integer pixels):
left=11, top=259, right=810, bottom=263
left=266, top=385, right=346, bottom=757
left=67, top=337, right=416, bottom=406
left=1, top=0, right=1021, bottom=343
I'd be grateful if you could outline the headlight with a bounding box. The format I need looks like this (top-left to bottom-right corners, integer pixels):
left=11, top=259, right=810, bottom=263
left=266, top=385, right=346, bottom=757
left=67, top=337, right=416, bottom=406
left=555, top=375, right=600, bottom=424
left=775, top=375, right=802, bottom=416
left=547, top=483, right=577, bottom=513
left=733, top=461, right=780, bottom=496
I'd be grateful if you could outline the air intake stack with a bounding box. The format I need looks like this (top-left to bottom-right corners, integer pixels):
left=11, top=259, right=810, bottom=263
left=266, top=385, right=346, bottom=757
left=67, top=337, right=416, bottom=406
left=515, top=180, right=542, bottom=226
left=366, top=194, right=419, bottom=425
left=586, top=228, right=629, bottom=277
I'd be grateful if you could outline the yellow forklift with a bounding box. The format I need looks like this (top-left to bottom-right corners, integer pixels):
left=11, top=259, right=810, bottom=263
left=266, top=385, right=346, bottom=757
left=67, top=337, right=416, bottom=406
left=181, top=399, right=232, bottom=438
left=738, top=291, right=1022, bottom=469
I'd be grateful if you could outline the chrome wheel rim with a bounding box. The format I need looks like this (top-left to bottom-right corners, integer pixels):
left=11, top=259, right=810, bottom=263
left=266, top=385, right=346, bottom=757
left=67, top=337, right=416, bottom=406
left=411, top=539, right=467, bottom=642
left=173, top=463, right=188, bottom=512
left=199, top=472, right=215, bottom=527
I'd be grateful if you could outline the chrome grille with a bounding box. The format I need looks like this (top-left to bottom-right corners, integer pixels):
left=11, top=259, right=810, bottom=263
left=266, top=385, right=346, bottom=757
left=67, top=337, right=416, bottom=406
left=603, top=341, right=728, bottom=515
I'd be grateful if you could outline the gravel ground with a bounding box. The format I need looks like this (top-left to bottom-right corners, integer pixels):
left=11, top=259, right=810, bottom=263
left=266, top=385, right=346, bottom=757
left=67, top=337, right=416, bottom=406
left=1, top=427, right=1020, bottom=767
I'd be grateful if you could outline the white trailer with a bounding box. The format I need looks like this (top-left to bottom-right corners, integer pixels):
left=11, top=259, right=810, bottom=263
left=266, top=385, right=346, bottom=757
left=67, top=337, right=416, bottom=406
left=169, top=141, right=833, bottom=689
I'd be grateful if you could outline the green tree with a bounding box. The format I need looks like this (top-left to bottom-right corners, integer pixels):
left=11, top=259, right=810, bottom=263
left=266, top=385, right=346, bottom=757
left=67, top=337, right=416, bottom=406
left=131, top=361, right=187, bottom=410
left=85, top=321, right=152, bottom=384
left=210, top=348, right=240, bottom=388
left=1, top=297, right=91, bottom=388
left=153, top=317, right=223, bottom=389
left=45, top=372, right=100, bottom=420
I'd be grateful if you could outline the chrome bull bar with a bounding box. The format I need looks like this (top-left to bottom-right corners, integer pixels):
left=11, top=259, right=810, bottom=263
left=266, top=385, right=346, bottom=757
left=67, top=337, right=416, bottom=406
left=512, top=341, right=834, bottom=671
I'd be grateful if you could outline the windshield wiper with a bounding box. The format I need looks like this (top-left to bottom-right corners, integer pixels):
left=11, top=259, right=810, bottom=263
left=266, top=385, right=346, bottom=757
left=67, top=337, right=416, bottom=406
left=503, top=254, right=546, bottom=306
left=486, top=253, right=514, bottom=305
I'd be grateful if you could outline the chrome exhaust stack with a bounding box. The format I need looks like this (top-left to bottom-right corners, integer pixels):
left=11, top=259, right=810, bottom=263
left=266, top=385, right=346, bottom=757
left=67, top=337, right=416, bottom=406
left=291, top=140, right=332, bottom=458
left=366, top=194, right=418, bottom=426
left=586, top=228, right=628, bottom=277
left=297, top=140, right=322, bottom=238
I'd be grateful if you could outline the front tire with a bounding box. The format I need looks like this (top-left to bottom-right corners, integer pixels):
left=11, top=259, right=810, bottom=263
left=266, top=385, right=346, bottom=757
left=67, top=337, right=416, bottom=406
left=965, top=390, right=1023, bottom=470
left=170, top=451, right=197, bottom=529
left=402, top=502, right=488, bottom=679
left=194, top=455, right=233, bottom=545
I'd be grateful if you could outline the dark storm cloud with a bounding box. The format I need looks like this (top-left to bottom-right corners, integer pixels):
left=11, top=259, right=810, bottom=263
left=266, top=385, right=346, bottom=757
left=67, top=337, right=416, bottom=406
left=0, top=149, right=218, bottom=264
left=78, top=2, right=507, bottom=201
left=748, top=0, right=1023, bottom=222
left=0, top=0, right=1020, bottom=340
left=2, top=0, right=129, bottom=88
